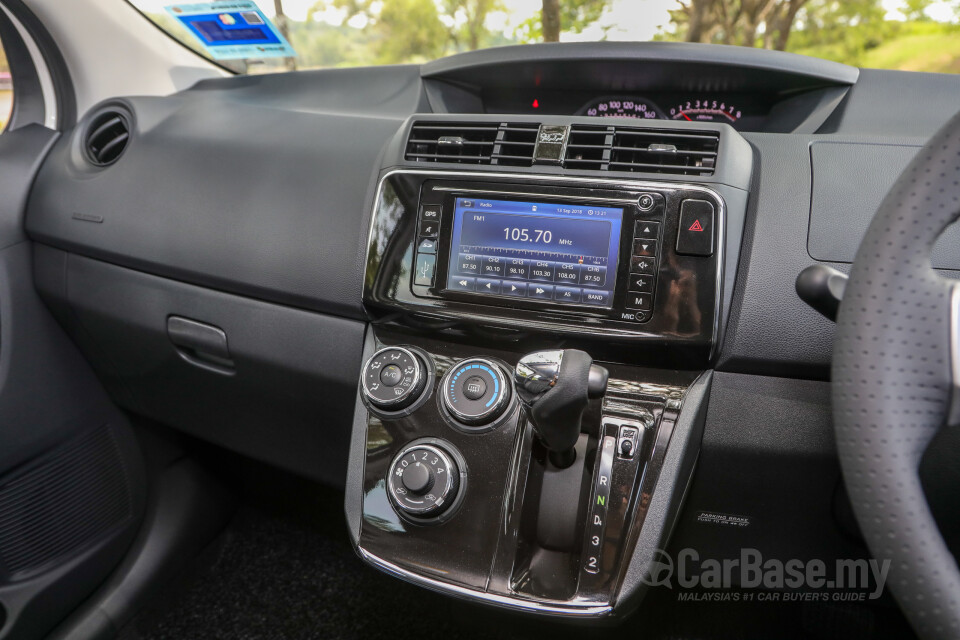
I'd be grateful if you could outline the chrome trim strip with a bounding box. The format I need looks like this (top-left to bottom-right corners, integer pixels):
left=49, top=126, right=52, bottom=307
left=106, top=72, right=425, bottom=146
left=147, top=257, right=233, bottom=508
left=363, top=168, right=726, bottom=357
left=949, top=284, right=960, bottom=426
left=356, top=546, right=614, bottom=617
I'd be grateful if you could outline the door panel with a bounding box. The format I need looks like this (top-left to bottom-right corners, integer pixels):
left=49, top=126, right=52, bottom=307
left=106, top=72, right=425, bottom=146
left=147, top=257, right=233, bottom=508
left=0, top=126, right=146, bottom=639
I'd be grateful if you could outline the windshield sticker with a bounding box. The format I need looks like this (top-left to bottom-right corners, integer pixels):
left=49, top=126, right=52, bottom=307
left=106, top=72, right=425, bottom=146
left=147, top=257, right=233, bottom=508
left=165, top=2, right=295, bottom=60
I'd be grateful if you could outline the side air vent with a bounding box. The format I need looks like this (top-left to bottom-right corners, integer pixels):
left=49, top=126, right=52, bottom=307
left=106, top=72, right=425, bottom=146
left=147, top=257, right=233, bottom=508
left=84, top=110, right=131, bottom=167
left=565, top=125, right=719, bottom=176
left=405, top=122, right=538, bottom=166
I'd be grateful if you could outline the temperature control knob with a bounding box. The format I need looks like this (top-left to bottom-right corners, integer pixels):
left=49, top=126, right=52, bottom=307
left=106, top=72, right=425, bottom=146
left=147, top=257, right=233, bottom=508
left=440, top=358, right=512, bottom=428
left=388, top=442, right=461, bottom=519
left=362, top=347, right=427, bottom=411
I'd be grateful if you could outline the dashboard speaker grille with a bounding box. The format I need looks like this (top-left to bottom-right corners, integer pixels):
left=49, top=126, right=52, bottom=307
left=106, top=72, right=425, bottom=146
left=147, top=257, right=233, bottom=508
left=0, top=424, right=133, bottom=580
left=405, top=122, right=537, bottom=166
left=566, top=125, right=719, bottom=176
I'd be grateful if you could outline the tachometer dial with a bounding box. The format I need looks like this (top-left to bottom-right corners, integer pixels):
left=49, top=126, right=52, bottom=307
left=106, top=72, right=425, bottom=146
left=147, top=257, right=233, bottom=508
left=670, top=99, right=741, bottom=124
left=577, top=97, right=663, bottom=120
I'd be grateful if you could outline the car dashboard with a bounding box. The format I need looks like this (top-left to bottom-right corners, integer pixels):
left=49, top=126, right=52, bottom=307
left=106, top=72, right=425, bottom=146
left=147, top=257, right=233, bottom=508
left=19, top=41, right=960, bottom=623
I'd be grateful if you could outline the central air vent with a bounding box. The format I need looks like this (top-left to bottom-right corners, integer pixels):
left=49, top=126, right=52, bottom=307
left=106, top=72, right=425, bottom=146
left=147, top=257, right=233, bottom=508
left=565, top=125, right=719, bottom=176
left=84, top=110, right=130, bottom=167
left=405, top=122, right=538, bottom=166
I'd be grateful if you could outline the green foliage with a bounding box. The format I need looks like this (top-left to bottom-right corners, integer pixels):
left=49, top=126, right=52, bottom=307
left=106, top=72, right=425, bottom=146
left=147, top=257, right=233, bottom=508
left=902, top=0, right=934, bottom=21
left=129, top=0, right=960, bottom=74
left=444, top=0, right=505, bottom=51
left=659, top=0, right=960, bottom=72
left=788, top=0, right=891, bottom=64
left=375, top=0, right=449, bottom=63
left=803, top=20, right=960, bottom=70
left=515, top=0, right=613, bottom=43
left=323, top=0, right=455, bottom=63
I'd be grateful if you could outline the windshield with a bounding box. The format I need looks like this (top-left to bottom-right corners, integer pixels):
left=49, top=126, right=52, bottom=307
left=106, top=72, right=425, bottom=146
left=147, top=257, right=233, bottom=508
left=128, top=0, right=960, bottom=74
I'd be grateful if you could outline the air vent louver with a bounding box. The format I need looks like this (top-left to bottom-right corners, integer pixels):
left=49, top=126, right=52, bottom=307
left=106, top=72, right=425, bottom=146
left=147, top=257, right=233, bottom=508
left=405, top=122, right=538, bottom=166
left=566, top=125, right=719, bottom=176
left=84, top=110, right=130, bottom=167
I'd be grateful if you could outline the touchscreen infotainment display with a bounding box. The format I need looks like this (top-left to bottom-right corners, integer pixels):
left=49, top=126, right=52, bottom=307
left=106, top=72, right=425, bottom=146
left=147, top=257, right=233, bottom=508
left=444, top=197, right=623, bottom=308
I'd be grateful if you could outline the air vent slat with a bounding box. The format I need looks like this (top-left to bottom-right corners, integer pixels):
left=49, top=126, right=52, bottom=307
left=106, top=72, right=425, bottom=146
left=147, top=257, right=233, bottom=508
left=407, top=153, right=491, bottom=161
left=84, top=110, right=130, bottom=167
left=88, top=117, right=123, bottom=146
left=411, top=125, right=501, bottom=132
left=405, top=121, right=537, bottom=167
left=565, top=124, right=718, bottom=176
left=96, top=133, right=129, bottom=164
left=406, top=139, right=494, bottom=146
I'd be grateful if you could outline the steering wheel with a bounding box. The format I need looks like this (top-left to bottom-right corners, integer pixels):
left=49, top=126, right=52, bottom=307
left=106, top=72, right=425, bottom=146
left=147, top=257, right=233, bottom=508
left=833, top=111, right=960, bottom=639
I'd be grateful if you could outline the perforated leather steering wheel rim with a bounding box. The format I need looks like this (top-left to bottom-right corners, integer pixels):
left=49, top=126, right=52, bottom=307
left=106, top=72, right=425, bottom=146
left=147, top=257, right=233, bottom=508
left=832, top=111, right=960, bottom=639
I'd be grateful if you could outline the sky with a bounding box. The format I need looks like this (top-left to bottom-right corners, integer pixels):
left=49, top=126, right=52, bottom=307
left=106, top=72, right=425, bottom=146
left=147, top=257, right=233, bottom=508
left=135, top=0, right=959, bottom=40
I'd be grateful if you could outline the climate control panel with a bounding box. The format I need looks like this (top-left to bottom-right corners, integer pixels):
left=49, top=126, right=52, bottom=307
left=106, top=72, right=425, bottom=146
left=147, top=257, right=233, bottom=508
left=439, top=358, right=513, bottom=430
left=387, top=439, right=466, bottom=523
left=361, top=346, right=432, bottom=415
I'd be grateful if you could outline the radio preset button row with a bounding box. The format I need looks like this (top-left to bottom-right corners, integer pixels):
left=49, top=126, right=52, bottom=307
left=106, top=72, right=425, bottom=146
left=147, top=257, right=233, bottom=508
left=456, top=254, right=608, bottom=289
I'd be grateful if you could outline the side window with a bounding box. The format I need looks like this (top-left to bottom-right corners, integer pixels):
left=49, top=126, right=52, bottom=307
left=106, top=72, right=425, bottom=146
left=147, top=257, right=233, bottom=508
left=0, top=32, right=11, bottom=132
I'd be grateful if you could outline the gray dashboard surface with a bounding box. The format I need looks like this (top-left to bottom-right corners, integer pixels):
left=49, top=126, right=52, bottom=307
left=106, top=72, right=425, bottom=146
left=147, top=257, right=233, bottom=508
left=809, top=141, right=960, bottom=268
left=22, top=44, right=960, bottom=378
left=26, top=66, right=429, bottom=320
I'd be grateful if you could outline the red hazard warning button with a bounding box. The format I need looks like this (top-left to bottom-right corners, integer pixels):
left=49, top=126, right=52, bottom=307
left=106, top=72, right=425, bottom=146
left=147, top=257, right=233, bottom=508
left=676, top=200, right=715, bottom=256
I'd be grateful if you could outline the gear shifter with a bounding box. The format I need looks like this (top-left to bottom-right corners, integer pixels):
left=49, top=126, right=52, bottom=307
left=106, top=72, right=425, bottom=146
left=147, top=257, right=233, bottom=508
left=515, top=350, right=608, bottom=468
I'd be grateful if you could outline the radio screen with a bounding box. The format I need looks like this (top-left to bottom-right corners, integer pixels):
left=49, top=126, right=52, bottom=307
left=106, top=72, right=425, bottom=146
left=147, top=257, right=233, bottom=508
left=444, top=197, right=623, bottom=308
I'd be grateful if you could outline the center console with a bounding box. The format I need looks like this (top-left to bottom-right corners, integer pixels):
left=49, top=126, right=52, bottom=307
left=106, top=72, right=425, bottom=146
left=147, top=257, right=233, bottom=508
left=366, top=170, right=727, bottom=359
left=346, top=115, right=752, bottom=620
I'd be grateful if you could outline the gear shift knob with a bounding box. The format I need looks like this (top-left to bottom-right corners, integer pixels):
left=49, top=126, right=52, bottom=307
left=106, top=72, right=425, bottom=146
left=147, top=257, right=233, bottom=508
left=514, top=349, right=608, bottom=467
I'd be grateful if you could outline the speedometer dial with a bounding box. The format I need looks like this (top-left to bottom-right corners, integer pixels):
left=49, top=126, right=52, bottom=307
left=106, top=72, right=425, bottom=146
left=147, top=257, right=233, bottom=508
left=670, top=99, right=741, bottom=124
left=577, top=97, right=663, bottom=120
